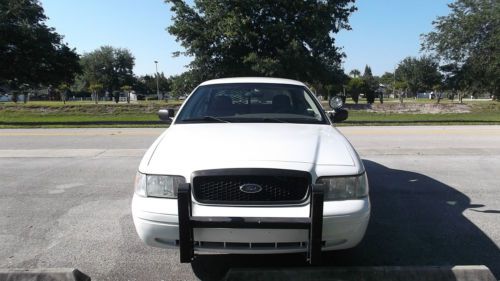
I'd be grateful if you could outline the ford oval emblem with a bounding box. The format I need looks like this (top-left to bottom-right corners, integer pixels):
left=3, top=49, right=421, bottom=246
left=239, top=183, right=263, bottom=194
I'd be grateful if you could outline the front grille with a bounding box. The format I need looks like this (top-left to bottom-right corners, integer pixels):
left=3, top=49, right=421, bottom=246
left=192, top=169, right=310, bottom=204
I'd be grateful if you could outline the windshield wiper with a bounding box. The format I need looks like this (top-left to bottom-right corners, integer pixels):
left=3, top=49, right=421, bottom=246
left=261, top=118, right=288, bottom=123
left=181, top=116, right=230, bottom=123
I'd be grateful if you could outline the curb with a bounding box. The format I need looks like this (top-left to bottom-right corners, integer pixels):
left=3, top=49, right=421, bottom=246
left=224, top=265, right=497, bottom=281
left=0, top=268, right=90, bottom=281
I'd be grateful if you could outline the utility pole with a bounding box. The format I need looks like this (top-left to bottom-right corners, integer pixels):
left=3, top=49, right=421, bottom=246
left=393, top=67, right=396, bottom=98
left=154, top=60, right=160, bottom=100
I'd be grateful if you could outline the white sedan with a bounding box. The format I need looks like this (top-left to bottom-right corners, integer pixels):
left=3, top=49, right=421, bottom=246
left=132, top=77, right=370, bottom=264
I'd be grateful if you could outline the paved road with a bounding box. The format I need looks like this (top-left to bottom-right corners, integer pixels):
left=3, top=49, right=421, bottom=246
left=0, top=126, right=499, bottom=281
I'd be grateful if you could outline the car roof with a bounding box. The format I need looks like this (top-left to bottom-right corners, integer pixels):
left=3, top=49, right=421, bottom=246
left=199, top=77, right=306, bottom=87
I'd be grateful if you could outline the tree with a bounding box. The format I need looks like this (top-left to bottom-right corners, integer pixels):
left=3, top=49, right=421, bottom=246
left=379, top=72, right=394, bottom=87
left=0, top=0, right=81, bottom=99
left=422, top=0, right=499, bottom=99
left=89, top=83, right=103, bottom=104
left=57, top=83, right=70, bottom=104
left=440, top=63, right=466, bottom=102
left=379, top=71, right=395, bottom=97
left=80, top=46, right=135, bottom=94
left=166, top=0, right=356, bottom=86
left=362, top=65, right=377, bottom=104
left=395, top=56, right=442, bottom=96
left=169, top=70, right=201, bottom=98
left=346, top=77, right=365, bottom=104
left=138, top=73, right=171, bottom=97
left=394, top=81, right=408, bottom=103
left=349, top=69, right=361, bottom=78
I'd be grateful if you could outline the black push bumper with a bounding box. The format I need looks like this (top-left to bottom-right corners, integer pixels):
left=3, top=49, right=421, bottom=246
left=177, top=183, right=325, bottom=264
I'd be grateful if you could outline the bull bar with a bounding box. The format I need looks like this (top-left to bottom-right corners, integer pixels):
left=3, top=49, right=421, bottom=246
left=177, top=183, right=325, bottom=264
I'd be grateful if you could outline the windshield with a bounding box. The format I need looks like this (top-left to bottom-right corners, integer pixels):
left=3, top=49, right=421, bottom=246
left=175, top=83, right=327, bottom=124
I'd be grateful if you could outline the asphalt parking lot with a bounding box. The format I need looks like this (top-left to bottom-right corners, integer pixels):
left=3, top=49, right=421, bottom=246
left=0, top=126, right=499, bottom=281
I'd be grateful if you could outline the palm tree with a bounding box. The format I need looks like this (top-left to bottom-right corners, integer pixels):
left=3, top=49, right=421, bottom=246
left=89, top=83, right=103, bottom=104
left=349, top=69, right=361, bottom=78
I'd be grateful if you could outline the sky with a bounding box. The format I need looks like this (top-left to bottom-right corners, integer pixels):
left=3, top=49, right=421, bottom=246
left=40, top=0, right=452, bottom=77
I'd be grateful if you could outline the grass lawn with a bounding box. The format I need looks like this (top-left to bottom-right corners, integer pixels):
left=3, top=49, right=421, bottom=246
left=350, top=98, right=493, bottom=104
left=0, top=102, right=163, bottom=128
left=341, top=102, right=499, bottom=125
left=0, top=100, right=498, bottom=128
left=342, top=111, right=500, bottom=125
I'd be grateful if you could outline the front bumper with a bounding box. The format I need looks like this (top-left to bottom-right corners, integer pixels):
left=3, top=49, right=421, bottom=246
left=132, top=185, right=370, bottom=261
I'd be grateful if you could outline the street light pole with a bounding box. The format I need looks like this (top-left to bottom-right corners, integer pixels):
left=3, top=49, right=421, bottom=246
left=154, top=60, right=160, bottom=100
left=393, top=67, right=396, bottom=97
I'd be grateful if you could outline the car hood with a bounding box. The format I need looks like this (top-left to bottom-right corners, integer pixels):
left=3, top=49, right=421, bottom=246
left=143, top=123, right=358, bottom=175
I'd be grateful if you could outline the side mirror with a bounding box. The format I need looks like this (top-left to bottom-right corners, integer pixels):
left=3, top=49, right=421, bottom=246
left=158, top=109, right=175, bottom=122
left=329, top=96, right=344, bottom=110
left=329, top=109, right=348, bottom=123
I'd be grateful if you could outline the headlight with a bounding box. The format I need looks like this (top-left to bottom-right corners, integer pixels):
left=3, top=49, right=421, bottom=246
left=134, top=172, right=185, bottom=198
left=316, top=173, right=368, bottom=200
